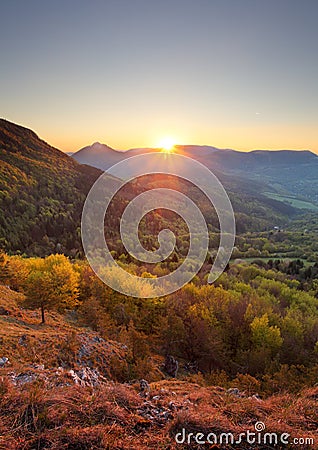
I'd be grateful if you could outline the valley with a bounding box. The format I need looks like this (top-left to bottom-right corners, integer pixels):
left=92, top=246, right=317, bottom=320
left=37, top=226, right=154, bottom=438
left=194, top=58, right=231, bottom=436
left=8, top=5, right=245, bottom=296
left=1, top=120, right=318, bottom=449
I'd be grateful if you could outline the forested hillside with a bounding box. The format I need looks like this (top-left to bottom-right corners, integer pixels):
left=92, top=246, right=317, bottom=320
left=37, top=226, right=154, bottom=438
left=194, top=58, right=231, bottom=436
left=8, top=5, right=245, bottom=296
left=0, top=119, right=102, bottom=255
left=0, top=120, right=300, bottom=257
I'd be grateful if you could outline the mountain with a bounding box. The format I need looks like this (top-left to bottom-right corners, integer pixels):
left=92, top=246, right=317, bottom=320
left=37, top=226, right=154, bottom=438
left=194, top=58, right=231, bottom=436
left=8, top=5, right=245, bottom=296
left=0, top=119, right=310, bottom=256
left=126, top=145, right=221, bottom=159
left=0, top=119, right=105, bottom=255
left=72, top=144, right=222, bottom=170
left=205, top=148, right=316, bottom=170
left=71, top=142, right=218, bottom=169
left=72, top=143, right=318, bottom=206
left=205, top=149, right=318, bottom=205
left=73, top=141, right=303, bottom=228
left=73, top=142, right=125, bottom=169
left=72, top=142, right=317, bottom=172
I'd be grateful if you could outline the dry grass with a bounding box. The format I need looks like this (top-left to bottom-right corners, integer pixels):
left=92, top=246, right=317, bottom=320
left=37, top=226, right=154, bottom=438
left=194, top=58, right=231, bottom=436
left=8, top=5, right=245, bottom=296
left=1, top=285, right=317, bottom=449
left=1, top=380, right=318, bottom=449
left=0, top=285, right=127, bottom=376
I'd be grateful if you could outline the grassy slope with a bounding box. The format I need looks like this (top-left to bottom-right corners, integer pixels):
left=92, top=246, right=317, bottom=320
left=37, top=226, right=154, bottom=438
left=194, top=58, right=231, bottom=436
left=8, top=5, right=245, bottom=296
left=0, top=285, right=317, bottom=449
left=264, top=192, right=318, bottom=211
left=0, top=285, right=127, bottom=375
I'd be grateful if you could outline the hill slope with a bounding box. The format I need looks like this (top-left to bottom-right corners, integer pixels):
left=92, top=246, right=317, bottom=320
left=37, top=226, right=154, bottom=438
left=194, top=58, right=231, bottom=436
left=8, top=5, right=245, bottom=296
left=207, top=149, right=318, bottom=205
left=0, top=119, right=103, bottom=255
left=0, top=284, right=317, bottom=449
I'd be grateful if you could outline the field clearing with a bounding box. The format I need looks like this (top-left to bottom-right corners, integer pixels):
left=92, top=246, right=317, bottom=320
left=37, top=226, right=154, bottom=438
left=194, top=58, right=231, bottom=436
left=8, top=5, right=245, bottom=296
left=264, top=192, right=318, bottom=211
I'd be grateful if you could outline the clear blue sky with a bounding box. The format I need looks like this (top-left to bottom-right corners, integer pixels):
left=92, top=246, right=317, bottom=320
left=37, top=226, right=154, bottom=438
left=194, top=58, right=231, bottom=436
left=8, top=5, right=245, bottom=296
left=1, top=0, right=318, bottom=152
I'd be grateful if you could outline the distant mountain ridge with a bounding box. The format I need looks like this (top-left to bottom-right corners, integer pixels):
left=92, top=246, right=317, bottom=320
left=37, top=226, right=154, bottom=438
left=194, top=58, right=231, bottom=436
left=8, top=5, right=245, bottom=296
left=72, top=143, right=318, bottom=205
left=73, top=142, right=317, bottom=168
left=72, top=143, right=226, bottom=169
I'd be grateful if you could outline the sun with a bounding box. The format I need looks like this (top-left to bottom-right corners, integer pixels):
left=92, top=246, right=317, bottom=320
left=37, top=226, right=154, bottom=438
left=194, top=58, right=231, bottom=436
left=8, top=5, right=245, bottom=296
left=158, top=137, right=175, bottom=153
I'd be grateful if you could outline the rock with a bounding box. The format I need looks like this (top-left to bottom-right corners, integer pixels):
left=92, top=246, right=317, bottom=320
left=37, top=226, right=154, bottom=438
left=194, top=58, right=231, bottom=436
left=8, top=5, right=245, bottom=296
left=168, top=401, right=177, bottom=411
left=227, top=387, right=242, bottom=397
left=251, top=394, right=262, bottom=401
left=138, top=400, right=174, bottom=425
left=162, top=411, right=173, bottom=420
left=30, top=363, right=45, bottom=370
left=78, top=367, right=100, bottom=385
left=68, top=367, right=101, bottom=387
left=78, top=344, right=90, bottom=359
left=18, top=334, right=28, bottom=346
left=8, top=370, right=41, bottom=385
left=0, top=357, right=9, bottom=367
left=139, top=379, right=150, bottom=397
left=54, top=366, right=107, bottom=387
left=14, top=372, right=36, bottom=385
left=164, top=355, right=179, bottom=377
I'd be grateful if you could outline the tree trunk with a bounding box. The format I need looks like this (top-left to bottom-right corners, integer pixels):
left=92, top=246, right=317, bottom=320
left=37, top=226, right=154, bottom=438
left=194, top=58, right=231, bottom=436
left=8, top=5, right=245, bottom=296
left=41, top=304, right=45, bottom=324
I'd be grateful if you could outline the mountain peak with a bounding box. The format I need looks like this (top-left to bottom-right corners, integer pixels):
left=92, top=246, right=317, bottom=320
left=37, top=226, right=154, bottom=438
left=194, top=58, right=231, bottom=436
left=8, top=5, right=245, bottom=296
left=72, top=141, right=123, bottom=169
left=88, top=142, right=118, bottom=152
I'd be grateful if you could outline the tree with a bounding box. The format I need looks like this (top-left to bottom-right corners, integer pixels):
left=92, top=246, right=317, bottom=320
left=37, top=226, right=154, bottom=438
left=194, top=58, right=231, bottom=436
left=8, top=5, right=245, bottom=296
left=22, top=254, right=79, bottom=323
left=0, top=254, right=30, bottom=291
left=251, top=314, right=283, bottom=354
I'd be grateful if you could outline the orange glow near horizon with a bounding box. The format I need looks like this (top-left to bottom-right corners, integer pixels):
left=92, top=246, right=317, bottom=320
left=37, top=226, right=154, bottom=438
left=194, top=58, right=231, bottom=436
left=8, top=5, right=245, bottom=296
left=17, top=118, right=318, bottom=155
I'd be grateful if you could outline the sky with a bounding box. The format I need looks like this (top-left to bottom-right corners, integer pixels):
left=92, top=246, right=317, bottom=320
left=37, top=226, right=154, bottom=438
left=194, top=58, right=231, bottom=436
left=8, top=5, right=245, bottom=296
left=1, top=0, right=318, bottom=153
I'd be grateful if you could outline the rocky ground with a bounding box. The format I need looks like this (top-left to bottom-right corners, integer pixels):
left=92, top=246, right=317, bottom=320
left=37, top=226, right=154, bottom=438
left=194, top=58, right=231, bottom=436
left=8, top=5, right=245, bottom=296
left=1, top=285, right=318, bottom=449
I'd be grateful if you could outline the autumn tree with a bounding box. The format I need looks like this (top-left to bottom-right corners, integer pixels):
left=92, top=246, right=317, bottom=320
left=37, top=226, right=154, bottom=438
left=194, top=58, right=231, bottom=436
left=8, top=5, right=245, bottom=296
left=22, top=254, right=79, bottom=323
left=250, top=314, right=283, bottom=354
left=0, top=253, right=30, bottom=291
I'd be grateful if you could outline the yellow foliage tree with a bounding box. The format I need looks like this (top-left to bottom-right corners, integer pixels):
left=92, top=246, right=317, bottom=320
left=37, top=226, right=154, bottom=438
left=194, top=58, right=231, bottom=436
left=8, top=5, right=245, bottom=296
left=251, top=313, right=283, bottom=355
left=0, top=253, right=30, bottom=291
left=23, top=254, right=79, bottom=323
